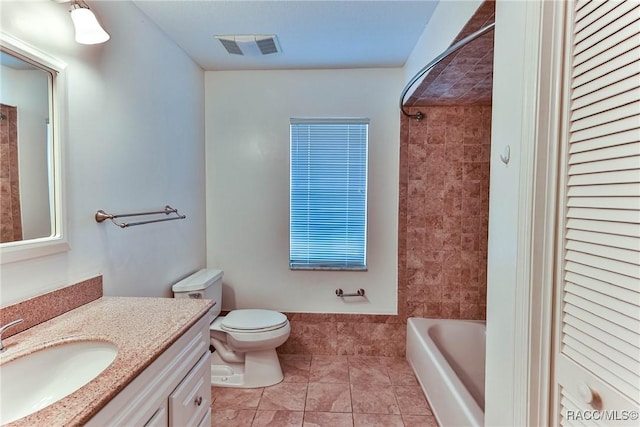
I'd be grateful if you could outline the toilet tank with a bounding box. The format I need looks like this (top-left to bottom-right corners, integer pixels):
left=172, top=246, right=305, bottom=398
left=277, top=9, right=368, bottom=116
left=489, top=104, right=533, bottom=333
left=172, top=269, right=223, bottom=317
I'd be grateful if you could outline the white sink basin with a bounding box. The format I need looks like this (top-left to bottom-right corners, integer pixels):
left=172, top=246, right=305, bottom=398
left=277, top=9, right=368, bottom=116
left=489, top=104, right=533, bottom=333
left=0, top=340, right=118, bottom=424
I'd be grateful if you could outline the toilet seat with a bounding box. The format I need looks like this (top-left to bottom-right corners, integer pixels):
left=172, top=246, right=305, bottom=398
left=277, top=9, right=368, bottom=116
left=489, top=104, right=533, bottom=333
left=216, top=309, right=288, bottom=333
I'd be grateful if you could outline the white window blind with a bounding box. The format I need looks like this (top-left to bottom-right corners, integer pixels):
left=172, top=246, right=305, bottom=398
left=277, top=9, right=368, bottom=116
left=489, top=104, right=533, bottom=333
left=289, top=118, right=369, bottom=270
left=556, top=0, right=640, bottom=422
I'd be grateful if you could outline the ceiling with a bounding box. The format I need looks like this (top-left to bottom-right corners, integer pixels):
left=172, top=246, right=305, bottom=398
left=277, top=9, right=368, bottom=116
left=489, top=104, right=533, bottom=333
left=131, top=0, right=439, bottom=71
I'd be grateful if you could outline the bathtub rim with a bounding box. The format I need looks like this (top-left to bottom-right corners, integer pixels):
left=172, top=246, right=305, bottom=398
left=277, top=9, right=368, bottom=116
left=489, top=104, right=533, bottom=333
left=406, top=317, right=486, bottom=427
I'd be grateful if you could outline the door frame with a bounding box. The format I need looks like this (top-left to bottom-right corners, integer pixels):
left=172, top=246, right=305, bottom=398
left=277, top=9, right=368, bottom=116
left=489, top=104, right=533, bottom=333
left=487, top=0, right=567, bottom=425
left=522, top=0, right=568, bottom=425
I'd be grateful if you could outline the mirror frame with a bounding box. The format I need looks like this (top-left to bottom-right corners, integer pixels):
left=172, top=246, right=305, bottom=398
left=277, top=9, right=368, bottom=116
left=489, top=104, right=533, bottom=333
left=0, top=32, right=69, bottom=264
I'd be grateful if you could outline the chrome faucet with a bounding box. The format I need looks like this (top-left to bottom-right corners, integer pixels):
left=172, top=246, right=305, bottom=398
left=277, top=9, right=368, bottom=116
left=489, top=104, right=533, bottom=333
left=0, top=319, right=24, bottom=352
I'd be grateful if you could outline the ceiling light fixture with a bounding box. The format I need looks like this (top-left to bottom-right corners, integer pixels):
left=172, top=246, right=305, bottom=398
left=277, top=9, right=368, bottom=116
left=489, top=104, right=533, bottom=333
left=69, top=0, right=110, bottom=45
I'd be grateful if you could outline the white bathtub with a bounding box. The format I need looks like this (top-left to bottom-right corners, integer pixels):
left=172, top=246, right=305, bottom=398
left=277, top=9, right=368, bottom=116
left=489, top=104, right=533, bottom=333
left=406, top=318, right=486, bottom=427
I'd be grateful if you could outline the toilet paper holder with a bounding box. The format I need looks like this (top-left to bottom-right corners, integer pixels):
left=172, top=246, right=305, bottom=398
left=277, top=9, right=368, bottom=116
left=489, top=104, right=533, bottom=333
left=335, top=288, right=365, bottom=297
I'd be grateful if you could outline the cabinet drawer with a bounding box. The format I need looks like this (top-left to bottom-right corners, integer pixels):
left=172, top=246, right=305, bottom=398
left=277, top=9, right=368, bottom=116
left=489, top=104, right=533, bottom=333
left=169, top=352, right=211, bottom=427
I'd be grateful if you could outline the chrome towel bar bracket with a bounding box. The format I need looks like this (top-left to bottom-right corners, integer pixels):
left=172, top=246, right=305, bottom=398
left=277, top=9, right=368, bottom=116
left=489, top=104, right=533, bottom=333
left=336, top=288, right=365, bottom=297
left=95, top=205, right=186, bottom=228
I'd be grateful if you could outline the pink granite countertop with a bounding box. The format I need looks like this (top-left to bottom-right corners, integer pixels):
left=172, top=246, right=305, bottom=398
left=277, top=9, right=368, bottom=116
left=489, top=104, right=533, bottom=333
left=0, top=296, right=213, bottom=427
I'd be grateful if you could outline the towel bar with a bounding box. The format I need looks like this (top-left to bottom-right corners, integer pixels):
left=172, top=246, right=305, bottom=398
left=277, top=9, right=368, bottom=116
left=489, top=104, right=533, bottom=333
left=95, top=205, right=186, bottom=228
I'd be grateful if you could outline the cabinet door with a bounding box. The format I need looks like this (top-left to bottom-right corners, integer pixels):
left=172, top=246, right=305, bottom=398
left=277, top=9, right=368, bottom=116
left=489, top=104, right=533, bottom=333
left=144, top=403, right=168, bottom=427
left=169, top=352, right=211, bottom=427
left=196, top=409, right=211, bottom=427
left=553, top=1, right=640, bottom=425
left=86, top=315, right=211, bottom=427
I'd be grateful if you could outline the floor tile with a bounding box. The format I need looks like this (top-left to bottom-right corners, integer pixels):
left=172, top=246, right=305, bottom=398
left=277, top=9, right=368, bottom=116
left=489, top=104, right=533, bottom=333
left=252, top=410, right=304, bottom=427
left=303, top=412, right=354, bottom=427
left=384, top=357, right=419, bottom=385
left=309, top=355, right=349, bottom=383
left=280, top=354, right=312, bottom=383
left=259, top=382, right=308, bottom=411
left=210, top=409, right=256, bottom=426
left=347, top=355, right=386, bottom=369
left=348, top=365, right=391, bottom=385
left=212, top=386, right=263, bottom=409
left=388, top=369, right=419, bottom=386
left=352, top=413, right=405, bottom=427
left=377, top=357, right=409, bottom=368
left=394, top=385, right=432, bottom=415
left=350, top=383, right=400, bottom=414
left=210, top=352, right=433, bottom=426
left=402, top=414, right=440, bottom=427
left=305, top=382, right=351, bottom=412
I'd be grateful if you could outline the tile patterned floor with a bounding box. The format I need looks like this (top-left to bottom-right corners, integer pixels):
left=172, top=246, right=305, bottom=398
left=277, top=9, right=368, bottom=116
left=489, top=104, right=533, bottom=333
left=210, top=354, right=439, bottom=427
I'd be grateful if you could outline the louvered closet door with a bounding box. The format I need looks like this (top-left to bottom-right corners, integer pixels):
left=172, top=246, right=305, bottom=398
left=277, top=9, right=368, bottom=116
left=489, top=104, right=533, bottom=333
left=555, top=1, right=640, bottom=426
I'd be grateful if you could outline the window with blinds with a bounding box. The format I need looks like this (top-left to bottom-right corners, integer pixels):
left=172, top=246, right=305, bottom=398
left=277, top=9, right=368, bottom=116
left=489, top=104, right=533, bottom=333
left=556, top=0, right=640, bottom=421
left=289, top=118, right=368, bottom=270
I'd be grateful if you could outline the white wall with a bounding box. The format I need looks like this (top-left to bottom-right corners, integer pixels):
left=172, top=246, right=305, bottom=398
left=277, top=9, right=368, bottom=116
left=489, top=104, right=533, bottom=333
left=403, top=0, right=482, bottom=88
left=0, top=0, right=206, bottom=305
left=206, top=69, right=401, bottom=314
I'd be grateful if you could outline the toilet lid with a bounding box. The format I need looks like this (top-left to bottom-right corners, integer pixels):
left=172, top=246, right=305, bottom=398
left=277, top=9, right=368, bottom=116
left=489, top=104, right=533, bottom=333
left=220, top=309, right=288, bottom=332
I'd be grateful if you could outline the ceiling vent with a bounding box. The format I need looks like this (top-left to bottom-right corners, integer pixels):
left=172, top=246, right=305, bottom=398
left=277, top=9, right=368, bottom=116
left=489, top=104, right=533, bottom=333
left=215, top=35, right=281, bottom=56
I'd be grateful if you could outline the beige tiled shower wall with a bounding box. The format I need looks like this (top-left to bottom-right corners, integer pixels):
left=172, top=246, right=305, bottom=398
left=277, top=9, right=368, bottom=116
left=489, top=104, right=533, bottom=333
left=279, top=105, right=491, bottom=357
left=401, top=105, right=490, bottom=321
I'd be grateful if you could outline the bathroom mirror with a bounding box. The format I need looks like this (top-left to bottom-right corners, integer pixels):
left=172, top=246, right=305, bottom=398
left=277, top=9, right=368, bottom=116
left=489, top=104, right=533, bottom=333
left=0, top=33, right=68, bottom=264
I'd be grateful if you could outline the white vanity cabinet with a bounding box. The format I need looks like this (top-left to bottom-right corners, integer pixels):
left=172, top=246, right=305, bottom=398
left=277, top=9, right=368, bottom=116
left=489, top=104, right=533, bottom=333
left=86, top=314, right=212, bottom=427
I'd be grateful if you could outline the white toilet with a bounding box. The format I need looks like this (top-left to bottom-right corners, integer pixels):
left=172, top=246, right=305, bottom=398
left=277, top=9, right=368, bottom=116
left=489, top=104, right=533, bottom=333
left=172, top=268, right=291, bottom=388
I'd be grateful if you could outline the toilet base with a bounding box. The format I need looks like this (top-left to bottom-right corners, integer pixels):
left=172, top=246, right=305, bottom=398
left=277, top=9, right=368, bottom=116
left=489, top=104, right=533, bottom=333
left=210, top=348, right=284, bottom=388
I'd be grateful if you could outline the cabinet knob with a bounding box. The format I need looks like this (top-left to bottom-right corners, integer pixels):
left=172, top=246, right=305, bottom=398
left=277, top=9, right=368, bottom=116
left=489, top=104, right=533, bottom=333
left=578, top=383, right=602, bottom=410
left=194, top=396, right=203, bottom=406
